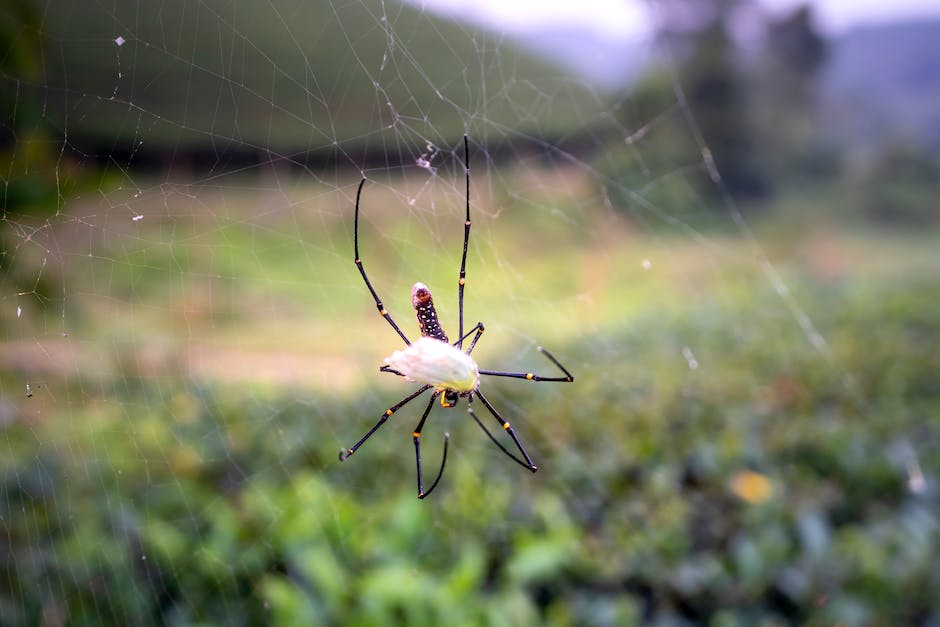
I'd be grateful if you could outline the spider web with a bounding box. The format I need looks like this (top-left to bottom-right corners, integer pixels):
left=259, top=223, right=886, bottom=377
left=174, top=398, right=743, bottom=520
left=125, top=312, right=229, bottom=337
left=2, top=0, right=932, bottom=624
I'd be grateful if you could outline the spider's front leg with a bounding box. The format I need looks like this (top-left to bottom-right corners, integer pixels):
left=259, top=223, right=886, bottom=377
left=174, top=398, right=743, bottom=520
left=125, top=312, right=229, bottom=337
left=354, top=177, right=412, bottom=346
left=457, top=135, right=472, bottom=350
left=380, top=364, right=406, bottom=377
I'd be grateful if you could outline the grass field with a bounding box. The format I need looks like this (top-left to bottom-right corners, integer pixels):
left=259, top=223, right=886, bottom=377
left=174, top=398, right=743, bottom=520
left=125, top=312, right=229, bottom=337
left=1, top=171, right=939, bottom=624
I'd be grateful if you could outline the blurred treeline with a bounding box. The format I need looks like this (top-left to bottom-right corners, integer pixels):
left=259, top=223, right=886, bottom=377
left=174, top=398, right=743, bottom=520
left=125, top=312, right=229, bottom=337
left=606, top=0, right=940, bottom=226
left=2, top=0, right=939, bottom=224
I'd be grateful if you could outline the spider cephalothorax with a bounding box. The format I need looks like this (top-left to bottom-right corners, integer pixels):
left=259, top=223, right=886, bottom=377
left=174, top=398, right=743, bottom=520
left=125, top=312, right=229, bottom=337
left=392, top=282, right=477, bottom=408
left=339, top=136, right=573, bottom=499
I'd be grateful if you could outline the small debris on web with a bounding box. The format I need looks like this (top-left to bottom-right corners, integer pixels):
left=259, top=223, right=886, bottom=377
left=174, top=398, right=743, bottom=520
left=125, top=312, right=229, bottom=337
left=132, top=215, right=144, bottom=222
left=642, top=259, right=651, bottom=270
left=415, top=142, right=438, bottom=174
left=115, top=36, right=126, bottom=46
left=25, top=383, right=32, bottom=398
left=900, top=441, right=928, bottom=495
left=908, top=460, right=927, bottom=495
left=681, top=346, right=699, bottom=370
left=17, top=306, right=22, bottom=318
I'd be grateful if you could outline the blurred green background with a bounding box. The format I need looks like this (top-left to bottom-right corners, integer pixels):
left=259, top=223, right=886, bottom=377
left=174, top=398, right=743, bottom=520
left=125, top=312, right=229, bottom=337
left=2, top=0, right=939, bottom=625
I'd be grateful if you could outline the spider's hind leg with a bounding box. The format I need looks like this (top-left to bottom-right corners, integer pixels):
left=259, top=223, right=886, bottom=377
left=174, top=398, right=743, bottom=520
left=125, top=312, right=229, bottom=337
left=467, top=391, right=538, bottom=472
left=413, top=391, right=449, bottom=499
left=338, top=384, right=432, bottom=462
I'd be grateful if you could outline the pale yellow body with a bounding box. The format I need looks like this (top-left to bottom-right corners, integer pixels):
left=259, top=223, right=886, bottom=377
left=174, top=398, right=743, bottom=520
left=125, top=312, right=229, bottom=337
left=383, top=337, right=480, bottom=393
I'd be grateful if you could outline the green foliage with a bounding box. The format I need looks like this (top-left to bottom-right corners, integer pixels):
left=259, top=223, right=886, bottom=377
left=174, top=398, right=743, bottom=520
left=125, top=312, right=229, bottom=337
left=649, top=0, right=771, bottom=201
left=3, top=235, right=939, bottom=624
left=0, top=0, right=107, bottom=220
left=856, top=139, right=940, bottom=225
left=752, top=6, right=837, bottom=184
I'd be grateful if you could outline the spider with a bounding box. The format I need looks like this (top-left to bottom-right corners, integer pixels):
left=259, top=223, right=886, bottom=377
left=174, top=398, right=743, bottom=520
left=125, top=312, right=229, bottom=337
left=338, top=135, right=574, bottom=499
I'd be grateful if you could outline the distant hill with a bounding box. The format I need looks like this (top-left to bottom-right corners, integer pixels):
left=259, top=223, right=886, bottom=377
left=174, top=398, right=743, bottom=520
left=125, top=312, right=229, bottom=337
left=22, top=0, right=600, bottom=167
left=822, top=19, right=940, bottom=150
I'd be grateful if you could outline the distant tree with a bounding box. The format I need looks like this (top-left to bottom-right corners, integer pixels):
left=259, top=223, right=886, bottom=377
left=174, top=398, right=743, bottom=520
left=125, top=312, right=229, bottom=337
left=754, top=5, right=833, bottom=180
left=1, top=0, right=99, bottom=302
left=858, top=138, right=940, bottom=225
left=1, top=0, right=74, bottom=216
left=0, top=0, right=44, bottom=140
left=654, top=0, right=770, bottom=201
left=766, top=5, right=826, bottom=97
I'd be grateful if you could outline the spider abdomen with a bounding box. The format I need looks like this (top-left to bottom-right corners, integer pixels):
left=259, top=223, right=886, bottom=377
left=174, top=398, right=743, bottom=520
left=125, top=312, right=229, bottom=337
left=384, top=337, right=479, bottom=393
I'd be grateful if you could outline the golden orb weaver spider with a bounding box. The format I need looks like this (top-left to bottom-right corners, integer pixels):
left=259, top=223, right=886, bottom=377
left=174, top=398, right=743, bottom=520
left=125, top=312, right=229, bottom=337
left=338, top=135, right=574, bottom=499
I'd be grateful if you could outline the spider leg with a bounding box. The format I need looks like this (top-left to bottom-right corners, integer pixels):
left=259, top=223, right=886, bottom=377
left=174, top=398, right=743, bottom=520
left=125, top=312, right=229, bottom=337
left=354, top=177, right=412, bottom=346
left=412, top=391, right=449, bottom=499
left=478, top=346, right=574, bottom=382
left=452, top=322, right=485, bottom=355
left=457, top=135, right=471, bottom=350
left=467, top=391, right=538, bottom=472
left=338, top=384, right=432, bottom=462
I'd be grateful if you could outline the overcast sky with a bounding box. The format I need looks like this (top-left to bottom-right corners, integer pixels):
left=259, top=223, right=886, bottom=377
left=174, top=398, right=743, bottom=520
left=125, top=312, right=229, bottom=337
left=414, top=0, right=940, bottom=41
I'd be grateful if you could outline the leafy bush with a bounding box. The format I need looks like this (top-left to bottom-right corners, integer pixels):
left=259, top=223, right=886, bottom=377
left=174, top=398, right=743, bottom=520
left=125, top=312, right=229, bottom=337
left=2, top=264, right=939, bottom=625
